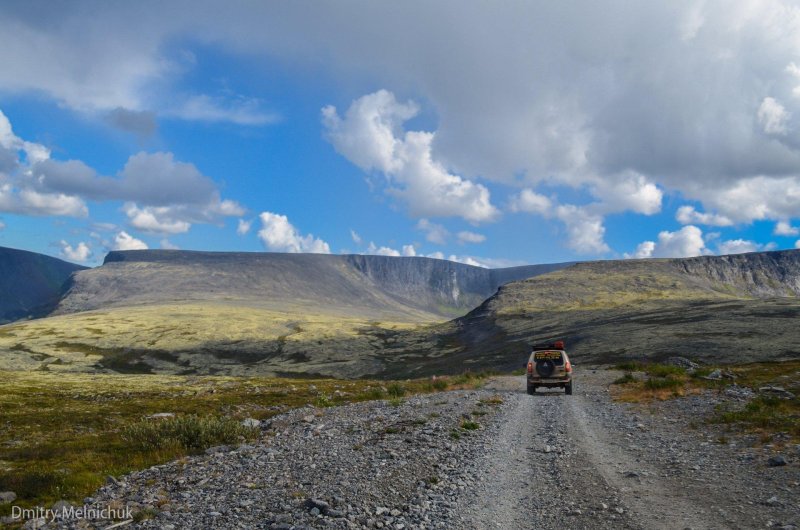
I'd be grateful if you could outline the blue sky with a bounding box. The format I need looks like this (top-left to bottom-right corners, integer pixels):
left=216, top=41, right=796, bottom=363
left=1, top=2, right=800, bottom=267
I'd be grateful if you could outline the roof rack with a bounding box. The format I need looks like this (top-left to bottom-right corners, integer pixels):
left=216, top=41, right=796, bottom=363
left=531, top=340, right=565, bottom=351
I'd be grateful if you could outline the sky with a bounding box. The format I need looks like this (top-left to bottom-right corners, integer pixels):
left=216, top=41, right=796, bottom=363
left=2, top=1, right=800, bottom=268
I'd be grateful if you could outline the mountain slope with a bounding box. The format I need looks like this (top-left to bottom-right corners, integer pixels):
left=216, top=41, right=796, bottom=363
left=407, top=250, right=800, bottom=375
left=0, top=250, right=569, bottom=376
left=56, top=250, right=570, bottom=319
left=0, top=246, right=86, bottom=323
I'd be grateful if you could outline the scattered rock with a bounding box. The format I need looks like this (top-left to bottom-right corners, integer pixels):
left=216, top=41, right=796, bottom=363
left=105, top=476, right=120, bottom=486
left=768, top=455, right=788, bottom=467
left=703, top=369, right=723, bottom=380
left=765, top=496, right=782, bottom=507
left=0, top=491, right=16, bottom=503
left=759, top=386, right=796, bottom=399
left=241, top=418, right=261, bottom=428
left=666, top=357, right=699, bottom=370
left=148, top=412, right=175, bottom=419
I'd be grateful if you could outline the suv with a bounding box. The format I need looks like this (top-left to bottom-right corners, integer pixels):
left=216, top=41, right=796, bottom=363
left=525, top=341, right=573, bottom=395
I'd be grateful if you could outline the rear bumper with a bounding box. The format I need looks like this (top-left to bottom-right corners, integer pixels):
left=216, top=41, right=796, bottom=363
left=528, top=377, right=571, bottom=387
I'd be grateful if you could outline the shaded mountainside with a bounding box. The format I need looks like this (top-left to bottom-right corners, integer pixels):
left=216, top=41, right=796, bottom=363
left=0, top=250, right=569, bottom=377
left=410, top=250, right=800, bottom=376
left=0, top=246, right=85, bottom=323
left=58, top=250, right=570, bottom=319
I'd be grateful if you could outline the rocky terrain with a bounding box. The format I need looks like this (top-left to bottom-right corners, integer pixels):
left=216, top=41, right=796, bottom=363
left=18, top=370, right=797, bottom=530
left=0, top=246, right=85, bottom=324
left=428, top=250, right=800, bottom=372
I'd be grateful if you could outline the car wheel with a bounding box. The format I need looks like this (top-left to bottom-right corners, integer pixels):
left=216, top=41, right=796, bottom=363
left=565, top=383, right=573, bottom=395
left=535, top=359, right=555, bottom=377
left=527, top=384, right=535, bottom=395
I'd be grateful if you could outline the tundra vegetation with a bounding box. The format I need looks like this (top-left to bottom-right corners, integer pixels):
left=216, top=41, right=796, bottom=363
left=611, top=360, right=800, bottom=443
left=0, top=370, right=493, bottom=515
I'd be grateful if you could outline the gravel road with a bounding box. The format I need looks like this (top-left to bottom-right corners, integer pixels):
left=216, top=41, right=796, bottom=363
left=39, top=370, right=799, bottom=530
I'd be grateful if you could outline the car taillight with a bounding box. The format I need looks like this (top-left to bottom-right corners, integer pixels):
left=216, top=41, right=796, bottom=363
left=527, top=362, right=533, bottom=374
left=565, top=360, right=572, bottom=372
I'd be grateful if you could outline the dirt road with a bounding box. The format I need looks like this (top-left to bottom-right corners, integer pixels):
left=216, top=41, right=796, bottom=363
left=46, top=370, right=798, bottom=530
left=451, top=372, right=799, bottom=529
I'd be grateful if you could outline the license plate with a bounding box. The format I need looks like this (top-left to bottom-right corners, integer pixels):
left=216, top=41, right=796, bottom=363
left=534, top=351, right=561, bottom=360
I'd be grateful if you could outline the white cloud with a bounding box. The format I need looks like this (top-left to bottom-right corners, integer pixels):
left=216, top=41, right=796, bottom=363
left=237, top=218, right=252, bottom=236
left=160, top=239, right=180, bottom=250
left=401, top=244, right=416, bottom=257
left=59, top=240, right=92, bottom=262
left=322, top=90, right=498, bottom=223
left=0, top=220, right=5, bottom=230
left=509, top=189, right=552, bottom=215
left=123, top=204, right=191, bottom=234
left=113, top=231, right=148, bottom=250
left=0, top=110, right=241, bottom=229
left=258, top=212, right=330, bottom=254
left=416, top=219, right=449, bottom=245
left=365, top=242, right=417, bottom=257
left=510, top=189, right=610, bottom=254
left=758, top=97, right=789, bottom=135
left=457, top=231, right=486, bottom=244
left=774, top=220, right=799, bottom=236
left=676, top=206, right=734, bottom=227
left=0, top=186, right=88, bottom=217
left=630, top=225, right=709, bottom=259
left=554, top=205, right=610, bottom=255
left=350, top=229, right=362, bottom=245
left=700, top=176, right=800, bottom=223
left=717, top=239, right=763, bottom=255
left=591, top=172, right=662, bottom=215
left=624, top=241, right=656, bottom=259
left=796, top=240, right=800, bottom=249
left=167, top=94, right=278, bottom=126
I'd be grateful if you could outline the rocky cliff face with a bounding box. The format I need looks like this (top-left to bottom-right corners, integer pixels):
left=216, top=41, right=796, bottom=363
left=674, top=250, right=800, bottom=297
left=0, top=246, right=86, bottom=323
left=56, top=250, right=571, bottom=319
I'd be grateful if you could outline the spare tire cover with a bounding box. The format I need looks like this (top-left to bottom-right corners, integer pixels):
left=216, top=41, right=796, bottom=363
left=536, top=359, right=555, bottom=377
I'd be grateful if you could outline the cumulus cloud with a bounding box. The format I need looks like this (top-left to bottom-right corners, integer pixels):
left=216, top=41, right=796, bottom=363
left=113, top=231, right=148, bottom=250
left=624, top=241, right=656, bottom=259
left=554, top=205, right=610, bottom=255
left=258, top=212, right=330, bottom=254
left=1, top=110, right=242, bottom=231
left=59, top=240, right=91, bottom=262
left=591, top=172, right=662, bottom=215
left=416, top=219, right=449, bottom=245
left=628, top=225, right=709, bottom=259
left=758, top=97, right=789, bottom=135
left=160, top=239, right=180, bottom=250
left=457, top=231, right=486, bottom=244
left=676, top=206, right=734, bottom=227
left=774, top=220, right=799, bottom=236
left=237, top=218, right=252, bottom=236
left=322, top=90, right=498, bottom=223
left=366, top=242, right=417, bottom=257
left=717, top=239, right=764, bottom=255
left=8, top=3, right=800, bottom=249
left=350, top=229, right=362, bottom=245
left=509, top=189, right=552, bottom=215
left=123, top=203, right=191, bottom=234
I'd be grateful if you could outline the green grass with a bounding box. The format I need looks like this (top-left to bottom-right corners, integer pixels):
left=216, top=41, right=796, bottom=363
left=712, top=395, right=800, bottom=438
left=460, top=420, right=480, bottom=430
left=0, top=369, right=490, bottom=513
left=612, top=372, right=636, bottom=385
left=122, top=415, right=258, bottom=451
left=611, top=360, right=800, bottom=442
left=643, top=376, right=683, bottom=390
